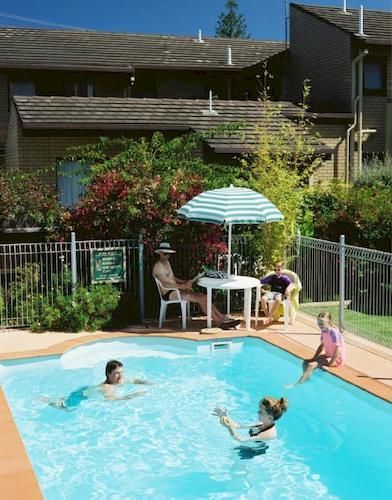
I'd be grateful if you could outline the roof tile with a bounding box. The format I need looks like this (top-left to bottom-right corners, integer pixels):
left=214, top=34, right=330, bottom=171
left=13, top=95, right=331, bottom=153
left=0, top=27, right=286, bottom=71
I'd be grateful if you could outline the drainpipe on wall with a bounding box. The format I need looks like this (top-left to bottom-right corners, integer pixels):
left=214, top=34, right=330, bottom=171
left=346, top=50, right=368, bottom=181
left=345, top=97, right=359, bottom=183
left=357, top=53, right=365, bottom=176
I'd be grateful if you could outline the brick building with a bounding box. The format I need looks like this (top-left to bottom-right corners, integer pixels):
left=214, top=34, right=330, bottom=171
left=289, top=4, right=392, bottom=179
left=0, top=3, right=391, bottom=197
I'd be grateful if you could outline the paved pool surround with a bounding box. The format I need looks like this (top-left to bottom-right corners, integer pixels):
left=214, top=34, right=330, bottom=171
left=0, top=317, right=391, bottom=498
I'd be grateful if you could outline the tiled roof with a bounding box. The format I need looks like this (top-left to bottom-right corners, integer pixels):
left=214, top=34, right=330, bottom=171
left=293, top=4, right=392, bottom=44
left=0, top=27, right=286, bottom=72
left=13, top=95, right=332, bottom=154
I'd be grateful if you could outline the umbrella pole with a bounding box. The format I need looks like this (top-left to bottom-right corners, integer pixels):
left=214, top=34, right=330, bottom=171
left=227, top=223, right=232, bottom=315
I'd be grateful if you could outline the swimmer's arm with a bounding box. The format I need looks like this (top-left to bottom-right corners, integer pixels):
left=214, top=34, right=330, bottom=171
left=115, top=391, right=146, bottom=400
left=128, top=377, right=152, bottom=385
left=221, top=418, right=260, bottom=442
left=103, top=389, right=147, bottom=401
left=237, top=421, right=262, bottom=429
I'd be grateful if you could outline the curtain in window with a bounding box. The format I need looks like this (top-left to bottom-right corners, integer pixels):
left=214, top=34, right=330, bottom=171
left=57, top=161, right=87, bottom=208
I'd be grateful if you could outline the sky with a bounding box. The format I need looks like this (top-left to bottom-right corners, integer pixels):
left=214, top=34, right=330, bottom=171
left=0, top=0, right=391, bottom=40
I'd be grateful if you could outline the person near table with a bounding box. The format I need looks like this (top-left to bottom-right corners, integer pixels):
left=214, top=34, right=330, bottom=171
left=153, top=242, right=240, bottom=329
left=259, top=260, right=294, bottom=325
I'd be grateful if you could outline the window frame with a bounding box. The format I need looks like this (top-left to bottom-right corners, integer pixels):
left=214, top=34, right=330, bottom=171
left=363, top=58, right=387, bottom=96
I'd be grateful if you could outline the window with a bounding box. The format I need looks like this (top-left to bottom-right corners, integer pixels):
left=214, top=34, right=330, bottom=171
left=10, top=82, right=35, bottom=96
left=57, top=161, right=87, bottom=208
left=65, top=82, right=94, bottom=97
left=364, top=60, right=386, bottom=95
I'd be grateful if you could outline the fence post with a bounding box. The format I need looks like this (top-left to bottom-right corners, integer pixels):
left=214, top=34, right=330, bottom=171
left=339, top=234, right=345, bottom=332
left=70, top=231, right=77, bottom=294
left=295, top=229, right=301, bottom=257
left=138, top=233, right=145, bottom=323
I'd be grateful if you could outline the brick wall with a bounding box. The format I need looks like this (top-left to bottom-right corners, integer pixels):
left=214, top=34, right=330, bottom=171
left=312, top=121, right=348, bottom=183
left=289, top=6, right=352, bottom=111
left=10, top=128, right=204, bottom=185
left=17, top=133, right=101, bottom=185
left=362, top=96, right=386, bottom=153
left=0, top=74, right=8, bottom=147
left=4, top=104, right=19, bottom=168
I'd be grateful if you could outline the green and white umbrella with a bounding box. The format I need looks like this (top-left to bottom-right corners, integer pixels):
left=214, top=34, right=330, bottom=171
left=177, top=185, right=283, bottom=277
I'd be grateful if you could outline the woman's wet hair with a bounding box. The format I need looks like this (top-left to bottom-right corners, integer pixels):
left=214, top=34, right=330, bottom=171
left=260, top=396, right=288, bottom=421
left=105, top=360, right=123, bottom=377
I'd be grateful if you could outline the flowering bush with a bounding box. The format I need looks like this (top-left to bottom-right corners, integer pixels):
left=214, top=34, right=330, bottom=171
left=0, top=171, right=64, bottom=230
left=61, top=132, right=247, bottom=246
left=303, top=182, right=392, bottom=251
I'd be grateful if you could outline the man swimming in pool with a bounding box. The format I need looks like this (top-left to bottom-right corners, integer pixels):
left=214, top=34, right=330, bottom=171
left=42, top=359, right=149, bottom=410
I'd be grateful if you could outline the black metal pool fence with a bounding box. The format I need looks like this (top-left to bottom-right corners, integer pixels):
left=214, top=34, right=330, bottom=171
left=0, top=233, right=390, bottom=348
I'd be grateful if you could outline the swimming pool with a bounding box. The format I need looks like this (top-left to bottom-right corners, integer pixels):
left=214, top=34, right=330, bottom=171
left=1, top=336, right=391, bottom=499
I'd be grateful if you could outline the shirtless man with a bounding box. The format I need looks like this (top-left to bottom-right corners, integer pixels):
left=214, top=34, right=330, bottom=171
left=100, top=359, right=149, bottom=401
left=41, top=360, right=148, bottom=410
left=152, top=242, right=240, bottom=329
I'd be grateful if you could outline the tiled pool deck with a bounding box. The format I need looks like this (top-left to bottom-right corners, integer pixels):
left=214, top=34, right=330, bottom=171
left=1, top=313, right=391, bottom=498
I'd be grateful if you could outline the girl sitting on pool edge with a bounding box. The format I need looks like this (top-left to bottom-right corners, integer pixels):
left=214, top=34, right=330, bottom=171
left=286, top=311, right=346, bottom=388
left=212, top=396, right=288, bottom=442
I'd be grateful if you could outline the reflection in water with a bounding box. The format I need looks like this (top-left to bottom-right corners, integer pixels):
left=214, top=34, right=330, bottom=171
left=234, top=442, right=269, bottom=460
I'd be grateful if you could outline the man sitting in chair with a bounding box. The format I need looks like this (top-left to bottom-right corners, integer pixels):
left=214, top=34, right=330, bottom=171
left=153, top=242, right=240, bottom=329
left=260, top=260, right=294, bottom=325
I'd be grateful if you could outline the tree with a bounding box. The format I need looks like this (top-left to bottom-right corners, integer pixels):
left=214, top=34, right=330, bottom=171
left=215, top=0, right=250, bottom=39
left=246, top=81, right=322, bottom=270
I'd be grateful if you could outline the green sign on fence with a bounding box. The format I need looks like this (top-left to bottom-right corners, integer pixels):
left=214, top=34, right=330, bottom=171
left=91, top=248, right=126, bottom=284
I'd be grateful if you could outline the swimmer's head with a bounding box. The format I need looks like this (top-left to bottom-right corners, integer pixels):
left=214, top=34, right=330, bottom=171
left=259, top=396, right=288, bottom=421
left=105, top=360, right=123, bottom=384
left=317, top=311, right=333, bottom=330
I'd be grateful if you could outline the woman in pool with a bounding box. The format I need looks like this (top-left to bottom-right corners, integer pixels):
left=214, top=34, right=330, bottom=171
left=286, top=311, right=346, bottom=387
left=42, top=360, right=149, bottom=410
left=212, top=396, right=288, bottom=442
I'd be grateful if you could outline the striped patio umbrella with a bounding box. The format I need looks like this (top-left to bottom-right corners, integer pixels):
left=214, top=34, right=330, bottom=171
left=177, top=185, right=283, bottom=276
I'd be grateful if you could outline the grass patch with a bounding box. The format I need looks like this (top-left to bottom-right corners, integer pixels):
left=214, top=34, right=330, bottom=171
left=301, top=304, right=392, bottom=348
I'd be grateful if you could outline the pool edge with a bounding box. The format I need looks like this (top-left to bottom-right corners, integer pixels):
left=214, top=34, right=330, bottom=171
left=0, top=387, right=43, bottom=499
left=0, top=330, right=390, bottom=498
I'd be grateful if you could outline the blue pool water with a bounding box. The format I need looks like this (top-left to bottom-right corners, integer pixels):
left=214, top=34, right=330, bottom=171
left=1, top=337, right=391, bottom=500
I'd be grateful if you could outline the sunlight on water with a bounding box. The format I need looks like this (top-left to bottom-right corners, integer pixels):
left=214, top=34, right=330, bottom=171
left=1, top=337, right=391, bottom=499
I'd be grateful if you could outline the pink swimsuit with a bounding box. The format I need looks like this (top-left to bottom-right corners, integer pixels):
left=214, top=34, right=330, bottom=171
left=321, top=327, right=346, bottom=366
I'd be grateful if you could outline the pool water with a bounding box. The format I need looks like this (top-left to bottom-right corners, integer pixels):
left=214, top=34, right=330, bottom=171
left=1, top=337, right=391, bottom=500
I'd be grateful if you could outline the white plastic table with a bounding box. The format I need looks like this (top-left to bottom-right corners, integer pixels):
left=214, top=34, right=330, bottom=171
left=198, top=275, right=261, bottom=330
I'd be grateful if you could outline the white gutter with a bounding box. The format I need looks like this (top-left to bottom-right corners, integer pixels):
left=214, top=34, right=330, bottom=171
left=346, top=97, right=358, bottom=183
left=346, top=50, right=368, bottom=181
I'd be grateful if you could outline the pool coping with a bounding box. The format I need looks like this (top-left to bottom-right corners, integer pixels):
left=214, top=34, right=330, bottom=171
left=0, top=329, right=391, bottom=498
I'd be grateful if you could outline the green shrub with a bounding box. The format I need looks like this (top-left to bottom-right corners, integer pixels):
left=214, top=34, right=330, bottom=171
left=6, top=264, right=71, bottom=327
left=354, top=154, right=392, bottom=188
left=32, top=284, right=121, bottom=332
left=303, top=182, right=392, bottom=251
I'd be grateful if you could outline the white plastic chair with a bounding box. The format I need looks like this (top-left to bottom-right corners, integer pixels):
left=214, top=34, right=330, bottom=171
left=154, top=277, right=190, bottom=330
left=255, top=294, right=291, bottom=332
